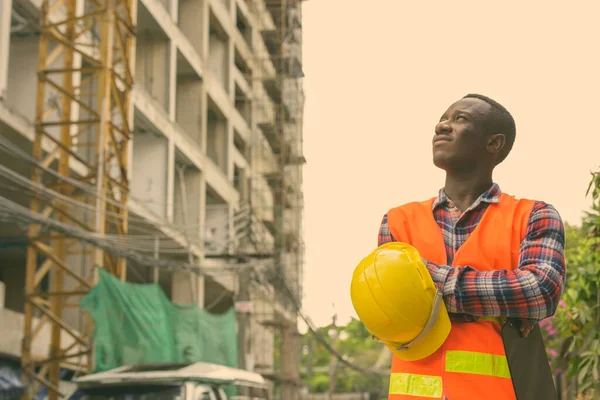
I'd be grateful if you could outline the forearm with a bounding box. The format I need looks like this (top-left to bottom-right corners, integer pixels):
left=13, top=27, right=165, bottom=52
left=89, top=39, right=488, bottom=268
left=425, top=261, right=564, bottom=321
left=426, top=203, right=566, bottom=322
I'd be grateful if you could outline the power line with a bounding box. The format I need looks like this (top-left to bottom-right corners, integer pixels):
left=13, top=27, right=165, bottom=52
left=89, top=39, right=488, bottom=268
left=257, top=267, right=388, bottom=377
left=0, top=193, right=384, bottom=378
left=0, top=195, right=253, bottom=274
left=0, top=137, right=378, bottom=379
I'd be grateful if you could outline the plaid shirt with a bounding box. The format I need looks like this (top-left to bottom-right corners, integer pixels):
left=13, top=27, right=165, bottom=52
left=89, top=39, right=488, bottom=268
left=378, top=183, right=566, bottom=323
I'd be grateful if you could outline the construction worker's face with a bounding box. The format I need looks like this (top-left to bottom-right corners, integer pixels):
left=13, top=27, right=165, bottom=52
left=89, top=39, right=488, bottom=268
left=432, top=98, right=495, bottom=171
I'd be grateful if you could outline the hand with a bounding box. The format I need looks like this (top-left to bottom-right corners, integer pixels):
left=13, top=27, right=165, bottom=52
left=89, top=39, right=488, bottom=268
left=518, top=319, right=535, bottom=338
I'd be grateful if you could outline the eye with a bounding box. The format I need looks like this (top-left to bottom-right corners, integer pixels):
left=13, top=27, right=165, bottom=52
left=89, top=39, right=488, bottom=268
left=455, top=115, right=467, bottom=121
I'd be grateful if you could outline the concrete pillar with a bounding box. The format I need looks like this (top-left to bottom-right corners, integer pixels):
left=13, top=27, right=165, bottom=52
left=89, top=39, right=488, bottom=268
left=227, top=202, right=234, bottom=253
left=199, top=173, right=207, bottom=249
left=200, top=87, right=208, bottom=151
left=227, top=26, right=235, bottom=183
left=229, top=0, right=235, bottom=19
left=227, top=123, right=234, bottom=182
left=196, top=274, right=205, bottom=309
left=280, top=324, right=301, bottom=400
left=172, top=260, right=205, bottom=308
left=0, top=280, right=5, bottom=310
left=171, top=270, right=194, bottom=305
left=197, top=172, right=207, bottom=307
left=228, top=7, right=235, bottom=101
left=168, top=42, right=177, bottom=121
left=123, top=0, right=138, bottom=185
left=171, top=264, right=204, bottom=309
left=201, top=1, right=210, bottom=60
left=166, top=140, right=175, bottom=222
left=0, top=0, right=12, bottom=99
left=237, top=268, right=251, bottom=369
left=170, top=0, right=179, bottom=23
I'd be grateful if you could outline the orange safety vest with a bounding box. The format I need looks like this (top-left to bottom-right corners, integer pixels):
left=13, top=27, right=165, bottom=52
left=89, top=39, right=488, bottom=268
left=386, top=193, right=535, bottom=400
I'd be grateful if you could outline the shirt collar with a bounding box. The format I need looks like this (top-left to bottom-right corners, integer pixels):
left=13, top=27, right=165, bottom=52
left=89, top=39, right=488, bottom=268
left=432, top=183, right=502, bottom=211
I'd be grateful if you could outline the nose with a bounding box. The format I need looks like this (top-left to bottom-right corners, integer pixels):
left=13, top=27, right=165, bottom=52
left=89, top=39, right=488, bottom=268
left=435, top=120, right=452, bottom=136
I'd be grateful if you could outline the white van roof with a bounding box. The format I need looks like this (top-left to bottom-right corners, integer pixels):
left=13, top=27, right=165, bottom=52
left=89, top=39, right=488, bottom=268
left=75, top=362, right=267, bottom=388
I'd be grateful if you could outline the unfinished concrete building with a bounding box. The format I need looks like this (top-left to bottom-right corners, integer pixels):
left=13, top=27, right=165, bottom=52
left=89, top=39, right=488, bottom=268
left=0, top=0, right=305, bottom=398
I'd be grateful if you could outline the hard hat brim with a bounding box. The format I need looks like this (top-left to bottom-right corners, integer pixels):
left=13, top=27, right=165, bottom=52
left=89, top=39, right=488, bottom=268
left=386, top=301, right=452, bottom=361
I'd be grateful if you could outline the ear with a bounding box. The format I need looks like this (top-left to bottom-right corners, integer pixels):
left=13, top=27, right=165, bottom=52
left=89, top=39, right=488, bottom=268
left=487, top=133, right=506, bottom=155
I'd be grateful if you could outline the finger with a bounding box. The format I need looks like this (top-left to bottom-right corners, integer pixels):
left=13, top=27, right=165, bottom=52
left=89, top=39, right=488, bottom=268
left=518, top=320, right=532, bottom=337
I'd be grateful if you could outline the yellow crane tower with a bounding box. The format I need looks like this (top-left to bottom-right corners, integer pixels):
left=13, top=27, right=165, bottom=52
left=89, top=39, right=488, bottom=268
left=22, top=1, right=136, bottom=398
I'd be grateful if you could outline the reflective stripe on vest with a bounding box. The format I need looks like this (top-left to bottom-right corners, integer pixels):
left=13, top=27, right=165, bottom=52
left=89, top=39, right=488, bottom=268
left=389, top=352, right=511, bottom=397
left=479, top=316, right=507, bottom=325
left=389, top=373, right=443, bottom=398
left=445, top=350, right=511, bottom=379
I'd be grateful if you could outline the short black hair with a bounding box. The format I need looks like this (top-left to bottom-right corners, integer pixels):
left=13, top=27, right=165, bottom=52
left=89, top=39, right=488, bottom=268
left=463, top=93, right=516, bottom=164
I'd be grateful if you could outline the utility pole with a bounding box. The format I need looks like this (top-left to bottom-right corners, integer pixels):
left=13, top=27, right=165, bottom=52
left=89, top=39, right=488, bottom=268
left=328, top=309, right=339, bottom=400
left=237, top=265, right=252, bottom=370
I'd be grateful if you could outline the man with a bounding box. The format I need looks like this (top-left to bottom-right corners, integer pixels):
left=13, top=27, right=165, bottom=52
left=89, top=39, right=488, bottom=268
left=378, top=94, right=566, bottom=399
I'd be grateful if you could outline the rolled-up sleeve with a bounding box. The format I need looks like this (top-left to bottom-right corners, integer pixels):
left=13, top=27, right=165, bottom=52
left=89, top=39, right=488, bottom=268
left=425, top=202, right=566, bottom=322
left=378, top=213, right=395, bottom=246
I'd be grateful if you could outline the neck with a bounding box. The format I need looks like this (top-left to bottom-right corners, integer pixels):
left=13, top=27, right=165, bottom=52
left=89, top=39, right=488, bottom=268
left=443, top=170, right=494, bottom=212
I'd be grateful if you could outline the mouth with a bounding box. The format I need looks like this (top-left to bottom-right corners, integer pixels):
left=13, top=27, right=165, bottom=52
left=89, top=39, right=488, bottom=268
left=433, top=136, right=452, bottom=145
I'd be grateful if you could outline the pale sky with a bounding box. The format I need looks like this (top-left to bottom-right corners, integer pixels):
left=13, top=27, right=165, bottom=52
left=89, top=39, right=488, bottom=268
left=299, top=1, right=600, bottom=330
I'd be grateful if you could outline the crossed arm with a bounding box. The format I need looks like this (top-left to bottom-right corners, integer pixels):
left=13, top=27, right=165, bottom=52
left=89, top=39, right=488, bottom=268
left=377, top=202, right=567, bottom=323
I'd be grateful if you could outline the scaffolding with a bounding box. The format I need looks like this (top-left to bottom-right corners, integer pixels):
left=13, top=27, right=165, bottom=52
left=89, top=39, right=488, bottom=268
left=22, top=1, right=137, bottom=398
left=242, top=0, right=306, bottom=398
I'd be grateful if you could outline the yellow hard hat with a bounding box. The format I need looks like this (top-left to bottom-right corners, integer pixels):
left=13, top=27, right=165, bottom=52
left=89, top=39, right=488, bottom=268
left=350, top=242, right=451, bottom=361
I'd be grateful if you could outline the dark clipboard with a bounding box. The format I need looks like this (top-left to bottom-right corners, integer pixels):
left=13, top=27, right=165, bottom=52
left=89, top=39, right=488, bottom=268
left=501, top=319, right=558, bottom=400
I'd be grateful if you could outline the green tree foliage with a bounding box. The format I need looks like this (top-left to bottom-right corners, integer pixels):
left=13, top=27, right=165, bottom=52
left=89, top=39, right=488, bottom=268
left=541, top=170, right=600, bottom=398
left=300, top=318, right=389, bottom=398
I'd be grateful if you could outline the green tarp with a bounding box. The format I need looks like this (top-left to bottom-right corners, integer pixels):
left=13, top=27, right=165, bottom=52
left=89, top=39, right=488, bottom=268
left=80, top=269, right=238, bottom=373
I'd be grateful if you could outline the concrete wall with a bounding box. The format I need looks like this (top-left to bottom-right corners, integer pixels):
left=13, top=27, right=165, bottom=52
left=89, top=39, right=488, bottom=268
left=204, top=202, right=230, bottom=253
left=171, top=269, right=204, bottom=308
left=208, top=32, right=230, bottom=92
left=6, top=33, right=78, bottom=146
left=173, top=165, right=202, bottom=241
left=136, top=32, right=171, bottom=112
left=6, top=36, right=39, bottom=121
left=207, top=108, right=229, bottom=173
left=0, top=0, right=12, bottom=99
left=175, top=76, right=204, bottom=146
left=131, top=132, right=170, bottom=219
left=178, top=0, right=206, bottom=57
left=0, top=256, right=25, bottom=313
